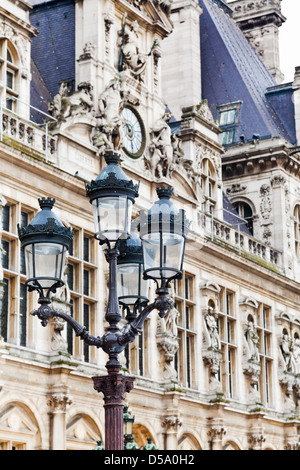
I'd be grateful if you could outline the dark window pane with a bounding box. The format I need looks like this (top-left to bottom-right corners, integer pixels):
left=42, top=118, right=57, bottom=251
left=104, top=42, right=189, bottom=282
left=19, top=283, right=27, bottom=346
left=1, top=240, right=9, bottom=269
left=2, top=206, right=10, bottom=232
left=83, top=304, right=89, bottom=362
left=83, top=270, right=89, bottom=296
left=67, top=264, right=74, bottom=291
left=83, top=237, right=90, bottom=262
left=0, top=279, right=9, bottom=341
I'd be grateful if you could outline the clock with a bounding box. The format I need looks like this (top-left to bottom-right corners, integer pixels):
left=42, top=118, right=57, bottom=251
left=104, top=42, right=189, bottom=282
left=121, top=106, right=146, bottom=158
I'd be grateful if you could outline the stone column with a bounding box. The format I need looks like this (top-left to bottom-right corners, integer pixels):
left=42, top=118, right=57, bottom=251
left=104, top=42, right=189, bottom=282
left=48, top=385, right=72, bottom=450
left=162, top=415, right=182, bottom=450
left=161, top=0, right=203, bottom=120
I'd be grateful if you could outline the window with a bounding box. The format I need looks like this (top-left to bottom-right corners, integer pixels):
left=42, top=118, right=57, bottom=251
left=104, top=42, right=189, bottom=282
left=294, top=205, right=300, bottom=257
left=200, top=159, right=216, bottom=214
left=233, top=201, right=254, bottom=236
left=0, top=202, right=33, bottom=347
left=217, top=102, right=242, bottom=146
left=174, top=273, right=196, bottom=389
left=257, top=305, right=273, bottom=406
left=66, top=229, right=98, bottom=363
left=0, top=40, right=19, bottom=111
left=218, top=288, right=237, bottom=398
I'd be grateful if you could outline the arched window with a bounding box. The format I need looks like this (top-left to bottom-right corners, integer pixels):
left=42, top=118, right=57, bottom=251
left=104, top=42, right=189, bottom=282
left=200, top=159, right=216, bottom=214
left=294, top=205, right=300, bottom=257
left=233, top=201, right=254, bottom=236
left=0, top=39, right=19, bottom=111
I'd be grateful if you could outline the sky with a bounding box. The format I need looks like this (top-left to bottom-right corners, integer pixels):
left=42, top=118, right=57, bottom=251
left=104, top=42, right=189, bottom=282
left=280, top=0, right=300, bottom=82
left=226, top=0, right=300, bottom=83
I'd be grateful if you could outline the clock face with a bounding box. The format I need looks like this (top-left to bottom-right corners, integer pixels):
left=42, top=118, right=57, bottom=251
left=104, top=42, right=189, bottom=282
left=121, top=107, right=146, bottom=158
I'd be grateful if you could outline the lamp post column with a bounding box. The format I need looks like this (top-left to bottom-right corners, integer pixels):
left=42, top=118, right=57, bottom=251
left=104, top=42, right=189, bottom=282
left=93, top=374, right=134, bottom=450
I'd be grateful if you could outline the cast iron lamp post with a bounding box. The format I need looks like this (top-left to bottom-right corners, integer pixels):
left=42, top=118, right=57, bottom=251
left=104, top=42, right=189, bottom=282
left=18, top=151, right=190, bottom=450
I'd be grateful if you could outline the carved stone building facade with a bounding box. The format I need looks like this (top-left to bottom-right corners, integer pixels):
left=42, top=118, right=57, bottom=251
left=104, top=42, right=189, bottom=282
left=0, top=0, right=300, bottom=450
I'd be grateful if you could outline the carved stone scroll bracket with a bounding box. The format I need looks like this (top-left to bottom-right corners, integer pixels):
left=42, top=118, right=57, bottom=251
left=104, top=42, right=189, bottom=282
left=47, top=385, right=72, bottom=414
left=202, top=347, right=223, bottom=395
left=248, top=426, right=266, bottom=451
left=207, top=418, right=227, bottom=450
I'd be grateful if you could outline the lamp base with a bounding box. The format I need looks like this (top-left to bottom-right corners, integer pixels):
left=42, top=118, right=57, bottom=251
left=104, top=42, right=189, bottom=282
left=93, top=373, right=135, bottom=450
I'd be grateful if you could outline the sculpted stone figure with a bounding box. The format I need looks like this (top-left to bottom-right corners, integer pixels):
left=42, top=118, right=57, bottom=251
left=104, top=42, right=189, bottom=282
left=281, top=331, right=297, bottom=374
left=205, top=308, right=221, bottom=350
left=146, top=111, right=177, bottom=179
left=92, top=79, right=125, bottom=155
left=118, top=20, right=147, bottom=80
left=245, top=319, right=260, bottom=362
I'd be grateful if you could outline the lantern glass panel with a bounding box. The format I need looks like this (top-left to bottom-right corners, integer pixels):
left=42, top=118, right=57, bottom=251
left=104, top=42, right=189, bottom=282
left=25, top=242, right=67, bottom=289
left=142, top=232, right=184, bottom=280
left=117, top=263, right=148, bottom=305
left=92, top=196, right=132, bottom=242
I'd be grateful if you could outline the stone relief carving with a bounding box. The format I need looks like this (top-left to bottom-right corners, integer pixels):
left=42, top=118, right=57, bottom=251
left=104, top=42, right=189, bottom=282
left=49, top=82, right=94, bottom=122
left=92, top=79, right=126, bottom=155
left=259, top=184, right=272, bottom=220
left=78, top=42, right=96, bottom=61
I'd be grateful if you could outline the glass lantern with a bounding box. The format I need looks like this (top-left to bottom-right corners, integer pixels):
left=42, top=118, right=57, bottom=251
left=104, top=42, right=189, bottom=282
left=18, top=197, right=74, bottom=297
left=140, top=187, right=190, bottom=287
left=117, top=231, right=149, bottom=314
left=86, top=152, right=139, bottom=244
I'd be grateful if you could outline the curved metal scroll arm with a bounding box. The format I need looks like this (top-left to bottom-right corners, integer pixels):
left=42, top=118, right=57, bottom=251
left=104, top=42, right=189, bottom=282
left=31, top=287, right=173, bottom=357
left=31, top=298, right=104, bottom=348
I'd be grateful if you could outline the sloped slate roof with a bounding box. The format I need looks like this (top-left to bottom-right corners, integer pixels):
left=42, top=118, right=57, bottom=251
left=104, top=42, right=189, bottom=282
left=199, top=0, right=293, bottom=144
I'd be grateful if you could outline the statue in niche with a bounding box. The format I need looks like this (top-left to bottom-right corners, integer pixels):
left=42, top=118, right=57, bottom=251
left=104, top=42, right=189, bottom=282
left=281, top=329, right=297, bottom=374
left=245, top=316, right=260, bottom=362
left=293, top=334, right=300, bottom=374
left=118, top=20, right=147, bottom=80
left=146, top=111, right=179, bottom=179
left=205, top=307, right=221, bottom=351
left=157, top=288, right=180, bottom=382
left=49, top=82, right=94, bottom=122
left=92, top=79, right=125, bottom=155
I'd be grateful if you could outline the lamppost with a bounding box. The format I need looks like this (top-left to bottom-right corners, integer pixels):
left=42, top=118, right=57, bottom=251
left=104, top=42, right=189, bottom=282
left=18, top=151, right=190, bottom=450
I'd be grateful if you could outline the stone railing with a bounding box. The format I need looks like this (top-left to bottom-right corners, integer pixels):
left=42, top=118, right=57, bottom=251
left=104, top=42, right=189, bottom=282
left=198, top=211, right=282, bottom=271
left=0, top=106, right=57, bottom=162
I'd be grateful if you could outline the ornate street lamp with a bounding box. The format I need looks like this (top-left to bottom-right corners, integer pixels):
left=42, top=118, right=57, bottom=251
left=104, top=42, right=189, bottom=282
left=18, top=151, right=190, bottom=450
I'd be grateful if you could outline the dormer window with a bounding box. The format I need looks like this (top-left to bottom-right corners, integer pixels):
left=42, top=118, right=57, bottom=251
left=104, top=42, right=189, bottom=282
left=217, top=101, right=242, bottom=146
left=0, top=40, right=19, bottom=111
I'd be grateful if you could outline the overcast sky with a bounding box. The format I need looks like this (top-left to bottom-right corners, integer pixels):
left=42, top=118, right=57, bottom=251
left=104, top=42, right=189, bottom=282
left=226, top=0, right=300, bottom=83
